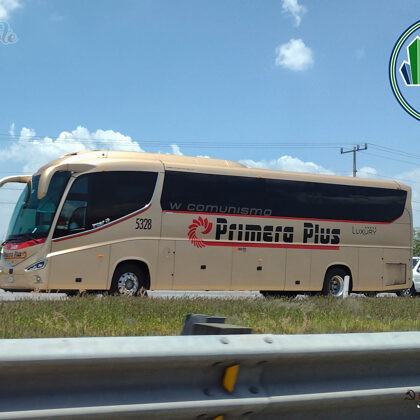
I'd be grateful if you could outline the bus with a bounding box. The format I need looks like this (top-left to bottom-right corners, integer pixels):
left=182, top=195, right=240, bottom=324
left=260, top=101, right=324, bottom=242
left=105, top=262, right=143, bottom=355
left=0, top=150, right=412, bottom=297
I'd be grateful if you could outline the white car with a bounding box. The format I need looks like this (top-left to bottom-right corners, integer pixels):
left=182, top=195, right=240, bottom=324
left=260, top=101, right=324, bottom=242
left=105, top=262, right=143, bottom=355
left=398, top=257, right=420, bottom=296
left=413, top=257, right=420, bottom=292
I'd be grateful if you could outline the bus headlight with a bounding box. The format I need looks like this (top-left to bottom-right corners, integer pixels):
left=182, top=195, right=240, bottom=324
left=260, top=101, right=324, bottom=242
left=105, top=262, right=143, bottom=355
left=25, top=260, right=47, bottom=272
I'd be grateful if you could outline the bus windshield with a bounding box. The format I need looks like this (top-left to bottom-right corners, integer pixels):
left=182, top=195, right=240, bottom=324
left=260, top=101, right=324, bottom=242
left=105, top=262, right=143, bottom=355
left=5, top=171, right=71, bottom=243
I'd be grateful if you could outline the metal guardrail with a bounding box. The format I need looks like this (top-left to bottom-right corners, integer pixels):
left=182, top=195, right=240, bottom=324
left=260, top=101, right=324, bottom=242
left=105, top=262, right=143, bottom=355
left=1, top=332, right=420, bottom=419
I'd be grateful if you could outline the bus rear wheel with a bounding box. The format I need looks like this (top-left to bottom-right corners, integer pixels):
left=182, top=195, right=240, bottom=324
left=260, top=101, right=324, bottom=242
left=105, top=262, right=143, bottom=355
left=322, top=267, right=349, bottom=297
left=397, top=284, right=415, bottom=297
left=111, top=263, right=148, bottom=297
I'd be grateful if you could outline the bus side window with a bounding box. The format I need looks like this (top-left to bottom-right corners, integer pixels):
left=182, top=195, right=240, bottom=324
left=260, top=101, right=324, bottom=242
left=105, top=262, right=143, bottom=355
left=58, top=202, right=87, bottom=231
left=54, top=176, right=89, bottom=237
left=87, top=171, right=158, bottom=226
left=53, top=171, right=157, bottom=238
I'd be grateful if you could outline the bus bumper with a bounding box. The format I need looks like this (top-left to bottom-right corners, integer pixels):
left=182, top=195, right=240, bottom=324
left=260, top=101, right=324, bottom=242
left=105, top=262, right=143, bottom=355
left=0, top=271, right=47, bottom=290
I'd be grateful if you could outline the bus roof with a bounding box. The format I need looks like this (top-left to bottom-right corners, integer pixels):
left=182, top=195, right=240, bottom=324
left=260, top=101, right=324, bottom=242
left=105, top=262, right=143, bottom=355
left=35, top=150, right=410, bottom=193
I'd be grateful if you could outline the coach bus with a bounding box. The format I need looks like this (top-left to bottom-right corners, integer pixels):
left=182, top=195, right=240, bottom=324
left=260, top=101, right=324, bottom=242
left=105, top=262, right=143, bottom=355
left=0, top=150, right=412, bottom=297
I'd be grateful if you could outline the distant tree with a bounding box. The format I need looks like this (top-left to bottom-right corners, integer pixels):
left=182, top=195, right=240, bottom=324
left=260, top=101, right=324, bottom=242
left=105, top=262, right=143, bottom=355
left=414, top=228, right=420, bottom=256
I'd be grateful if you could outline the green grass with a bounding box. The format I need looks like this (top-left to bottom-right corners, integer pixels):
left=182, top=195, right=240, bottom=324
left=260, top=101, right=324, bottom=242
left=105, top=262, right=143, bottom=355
left=1, top=295, right=420, bottom=338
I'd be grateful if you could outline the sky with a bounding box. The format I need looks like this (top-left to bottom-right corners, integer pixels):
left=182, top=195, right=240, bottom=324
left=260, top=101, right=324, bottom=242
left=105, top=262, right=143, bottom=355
left=0, top=0, right=420, bottom=237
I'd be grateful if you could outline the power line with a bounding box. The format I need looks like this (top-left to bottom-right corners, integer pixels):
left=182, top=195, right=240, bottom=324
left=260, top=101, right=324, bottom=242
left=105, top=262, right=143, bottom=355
left=0, top=133, right=358, bottom=147
left=364, top=151, right=420, bottom=167
left=0, top=133, right=419, bottom=161
left=369, top=143, right=420, bottom=160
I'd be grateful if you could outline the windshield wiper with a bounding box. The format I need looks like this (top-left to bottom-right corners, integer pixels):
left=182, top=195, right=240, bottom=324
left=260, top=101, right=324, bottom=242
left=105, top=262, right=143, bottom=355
left=20, top=233, right=39, bottom=244
left=3, top=234, right=39, bottom=245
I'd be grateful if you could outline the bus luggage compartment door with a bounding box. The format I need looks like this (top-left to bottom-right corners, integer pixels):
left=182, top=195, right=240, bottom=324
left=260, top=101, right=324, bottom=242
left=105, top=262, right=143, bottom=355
left=231, top=247, right=286, bottom=291
left=173, top=241, right=232, bottom=290
left=383, top=248, right=409, bottom=287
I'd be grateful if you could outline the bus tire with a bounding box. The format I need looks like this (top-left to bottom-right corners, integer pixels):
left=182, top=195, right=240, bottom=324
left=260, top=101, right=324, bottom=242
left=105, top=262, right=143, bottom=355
left=110, top=263, right=148, bottom=297
left=397, top=284, right=415, bottom=297
left=322, top=267, right=349, bottom=297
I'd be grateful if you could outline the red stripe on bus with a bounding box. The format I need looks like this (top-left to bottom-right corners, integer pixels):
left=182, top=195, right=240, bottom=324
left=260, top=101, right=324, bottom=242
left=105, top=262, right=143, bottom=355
left=53, top=205, right=151, bottom=243
left=3, top=237, right=46, bottom=250
left=163, top=210, right=399, bottom=225
left=203, top=241, right=339, bottom=250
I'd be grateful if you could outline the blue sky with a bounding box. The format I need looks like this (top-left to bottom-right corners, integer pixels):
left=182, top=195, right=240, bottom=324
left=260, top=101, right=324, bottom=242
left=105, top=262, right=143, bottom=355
left=0, top=0, right=420, bottom=236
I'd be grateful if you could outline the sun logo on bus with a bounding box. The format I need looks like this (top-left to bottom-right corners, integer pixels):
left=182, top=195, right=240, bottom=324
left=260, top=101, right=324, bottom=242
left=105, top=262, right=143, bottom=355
left=188, top=217, right=213, bottom=248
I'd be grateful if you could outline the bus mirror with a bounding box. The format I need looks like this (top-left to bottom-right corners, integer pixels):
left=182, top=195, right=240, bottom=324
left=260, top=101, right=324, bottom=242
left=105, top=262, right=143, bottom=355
left=37, top=163, right=95, bottom=200
left=0, top=175, right=31, bottom=188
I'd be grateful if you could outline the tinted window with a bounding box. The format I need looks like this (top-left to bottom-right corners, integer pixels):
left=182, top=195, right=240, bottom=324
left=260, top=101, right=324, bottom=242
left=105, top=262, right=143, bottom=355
left=160, top=171, right=407, bottom=223
left=54, top=171, right=157, bottom=238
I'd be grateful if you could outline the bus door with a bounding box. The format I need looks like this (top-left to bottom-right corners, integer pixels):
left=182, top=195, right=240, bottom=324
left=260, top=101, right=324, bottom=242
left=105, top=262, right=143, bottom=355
left=156, top=240, right=175, bottom=289
left=48, top=173, right=110, bottom=290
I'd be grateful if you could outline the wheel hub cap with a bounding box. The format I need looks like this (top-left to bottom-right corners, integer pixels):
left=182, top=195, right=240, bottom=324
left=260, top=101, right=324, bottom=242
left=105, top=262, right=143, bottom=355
left=117, top=272, right=139, bottom=296
left=329, top=275, right=344, bottom=297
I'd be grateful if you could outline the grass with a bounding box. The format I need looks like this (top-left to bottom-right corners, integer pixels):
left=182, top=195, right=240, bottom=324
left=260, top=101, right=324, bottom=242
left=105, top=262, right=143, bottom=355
left=1, top=295, right=420, bottom=338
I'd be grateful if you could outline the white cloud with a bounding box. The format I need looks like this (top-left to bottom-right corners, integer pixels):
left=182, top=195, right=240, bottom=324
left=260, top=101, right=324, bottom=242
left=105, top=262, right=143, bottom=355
left=0, top=125, right=143, bottom=174
left=240, top=155, right=334, bottom=175
left=395, top=169, right=420, bottom=201
left=170, top=144, right=183, bottom=156
left=169, top=144, right=210, bottom=158
left=282, top=0, right=306, bottom=26
left=0, top=0, right=21, bottom=19
left=357, top=166, right=378, bottom=178
left=275, top=38, right=314, bottom=71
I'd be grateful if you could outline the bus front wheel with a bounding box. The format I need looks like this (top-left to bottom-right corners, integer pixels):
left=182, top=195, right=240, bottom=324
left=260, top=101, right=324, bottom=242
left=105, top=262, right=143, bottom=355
left=111, top=263, right=148, bottom=297
left=322, top=267, right=349, bottom=297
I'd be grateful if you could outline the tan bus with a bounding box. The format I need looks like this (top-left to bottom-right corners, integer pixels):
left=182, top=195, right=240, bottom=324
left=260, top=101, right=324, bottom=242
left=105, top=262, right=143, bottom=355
left=0, top=150, right=412, bottom=297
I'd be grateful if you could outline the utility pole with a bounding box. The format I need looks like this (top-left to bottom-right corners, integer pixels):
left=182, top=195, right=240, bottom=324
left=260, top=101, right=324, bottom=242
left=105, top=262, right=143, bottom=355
left=340, top=143, right=368, bottom=177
